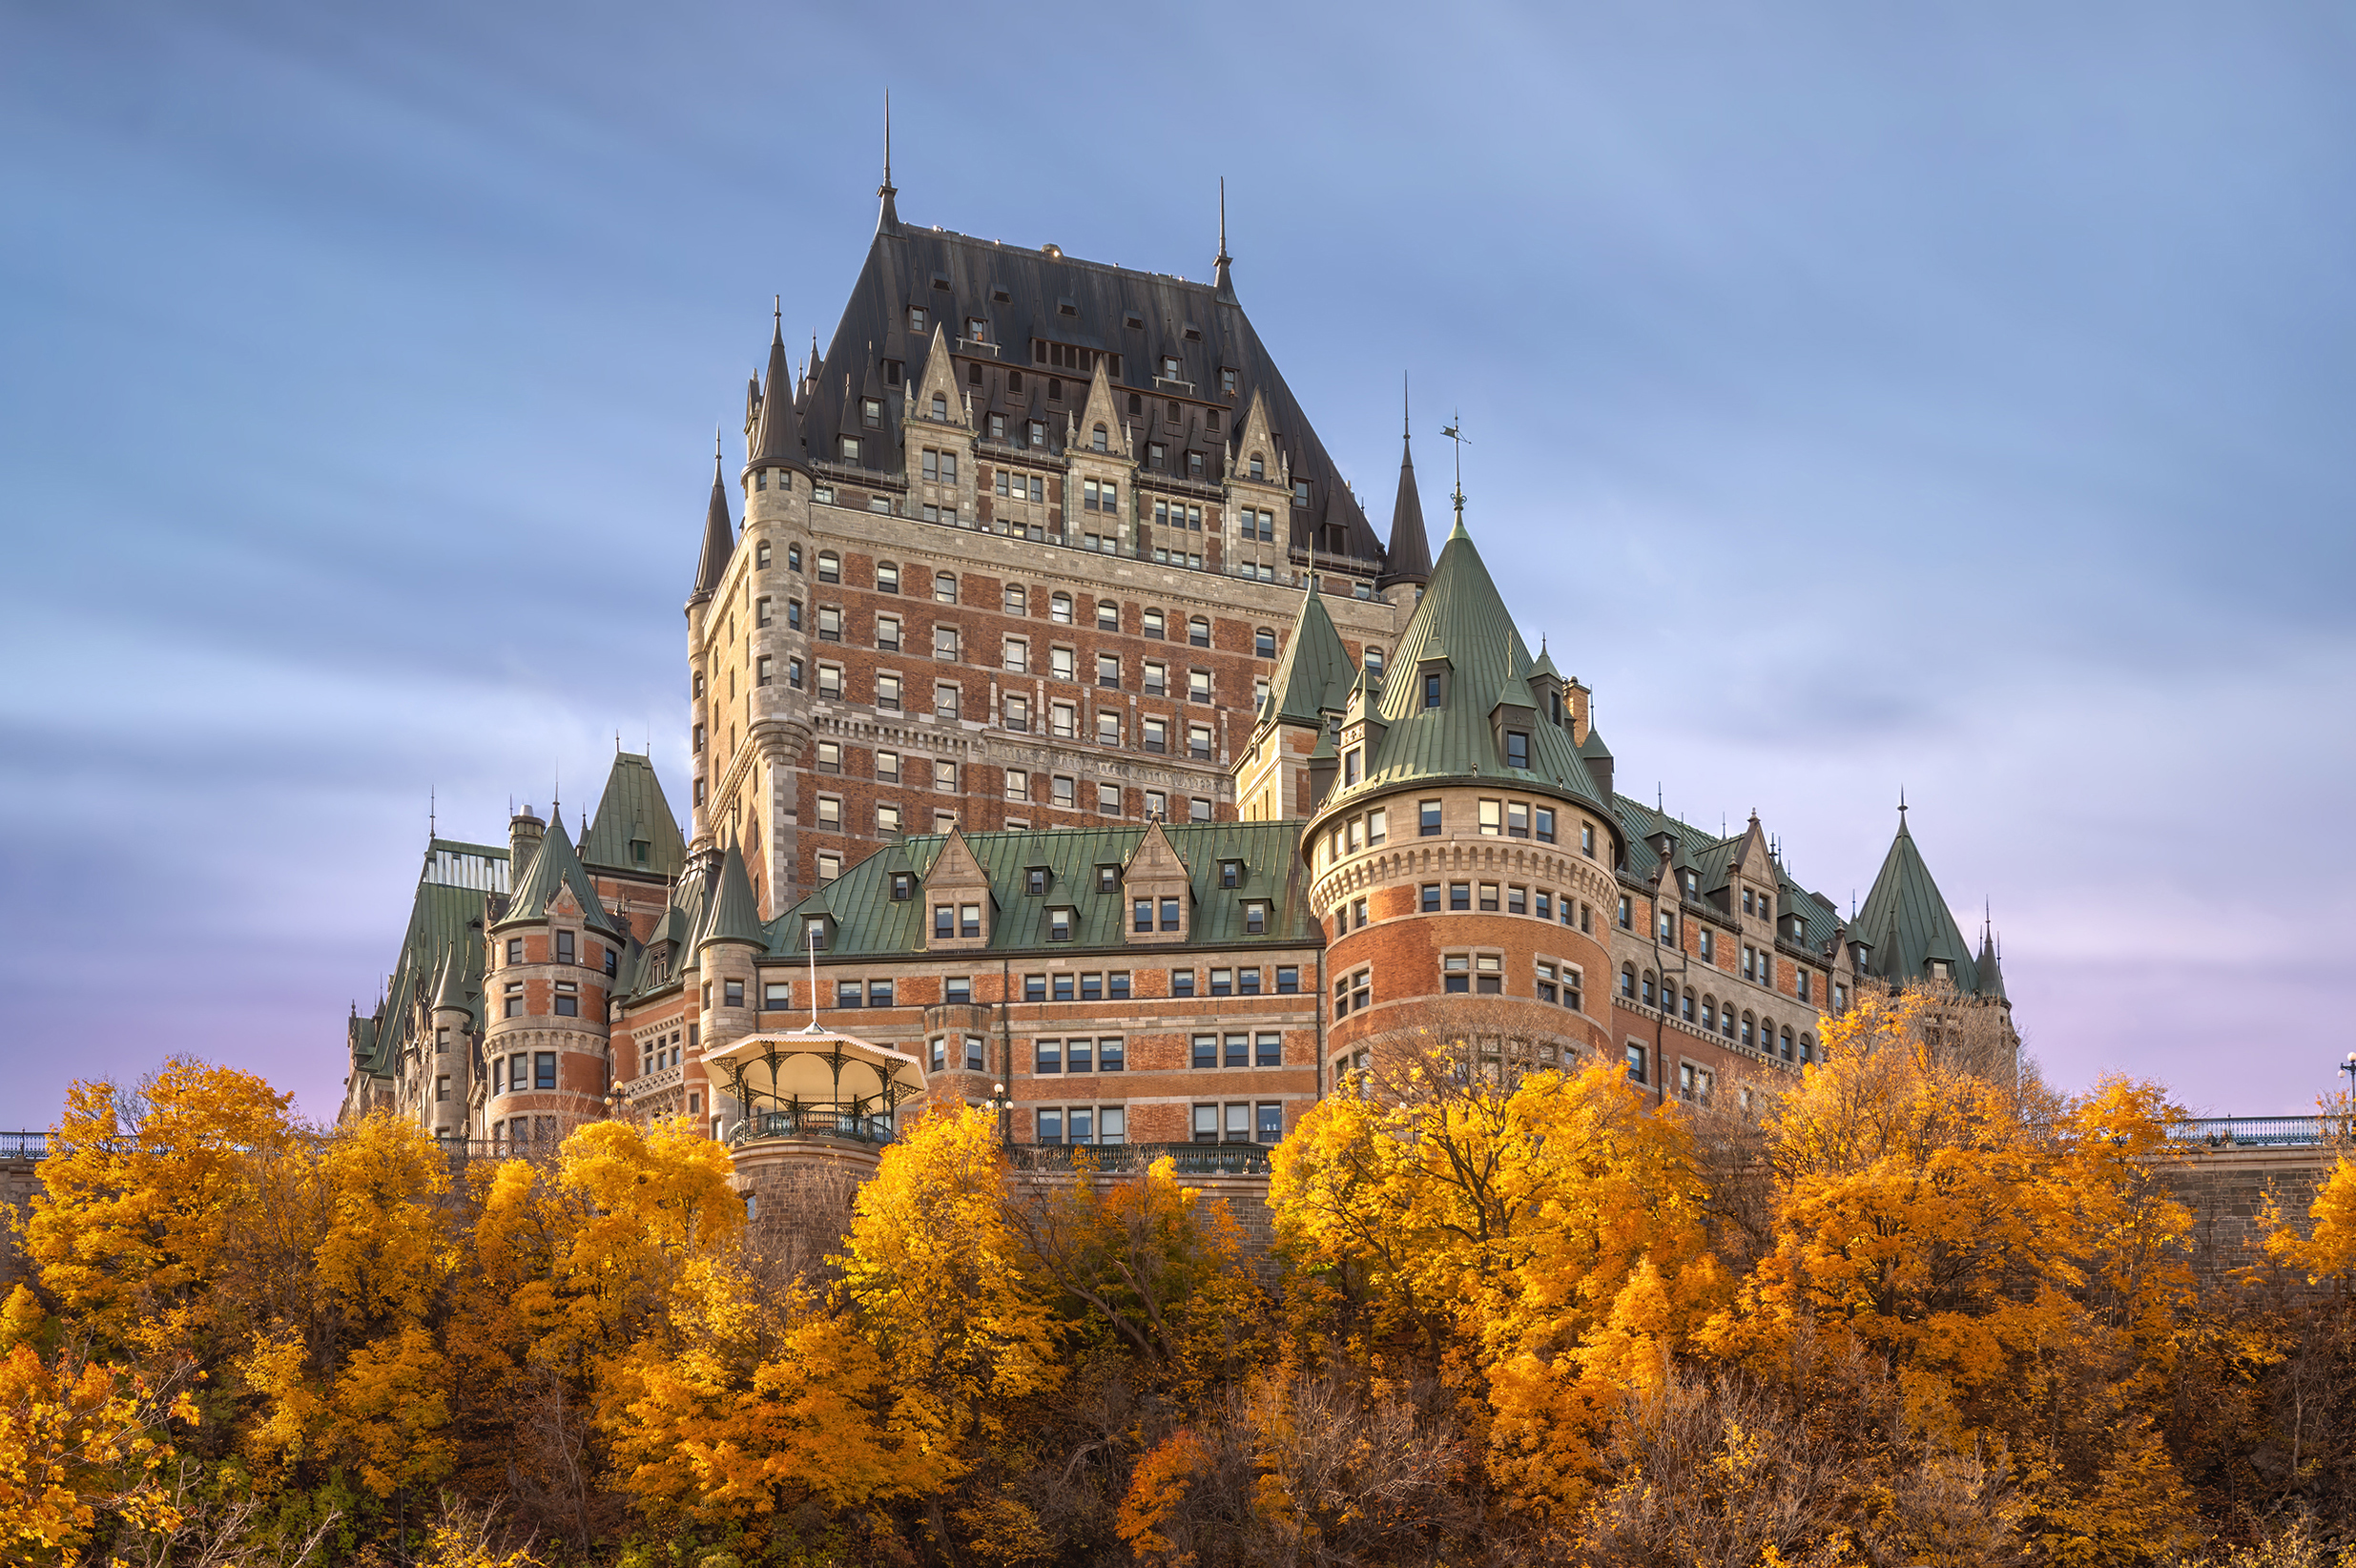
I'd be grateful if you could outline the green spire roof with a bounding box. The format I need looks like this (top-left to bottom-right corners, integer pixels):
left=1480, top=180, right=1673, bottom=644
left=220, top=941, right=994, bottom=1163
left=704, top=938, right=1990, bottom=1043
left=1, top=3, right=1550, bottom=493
left=699, top=839, right=765, bottom=949
left=499, top=815, right=625, bottom=938
left=1852, top=810, right=1982, bottom=993
left=1578, top=725, right=1613, bottom=763
left=1335, top=521, right=1610, bottom=814
left=1261, top=588, right=1357, bottom=727
left=582, top=752, right=687, bottom=877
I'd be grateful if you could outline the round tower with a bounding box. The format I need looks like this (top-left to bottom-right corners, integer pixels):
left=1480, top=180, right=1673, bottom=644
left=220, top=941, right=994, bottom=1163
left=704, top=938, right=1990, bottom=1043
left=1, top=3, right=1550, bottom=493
left=1292, top=519, right=1623, bottom=1084
left=482, top=814, right=625, bottom=1150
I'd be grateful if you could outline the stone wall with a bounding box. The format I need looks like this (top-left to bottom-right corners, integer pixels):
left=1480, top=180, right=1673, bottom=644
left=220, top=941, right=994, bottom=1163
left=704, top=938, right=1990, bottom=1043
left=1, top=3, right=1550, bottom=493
left=0, top=1154, right=40, bottom=1289
left=2160, top=1143, right=2340, bottom=1287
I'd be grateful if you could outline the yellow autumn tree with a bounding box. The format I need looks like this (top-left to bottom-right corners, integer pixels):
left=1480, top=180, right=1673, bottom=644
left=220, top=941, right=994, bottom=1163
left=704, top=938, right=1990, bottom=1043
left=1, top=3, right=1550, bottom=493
left=0, top=1288, right=193, bottom=1563
left=1703, top=989, right=2201, bottom=1566
left=1271, top=1050, right=1727, bottom=1525
left=833, top=1105, right=1064, bottom=1482
left=23, top=1060, right=300, bottom=1381
left=1006, top=1153, right=1263, bottom=1405
left=236, top=1110, right=461, bottom=1498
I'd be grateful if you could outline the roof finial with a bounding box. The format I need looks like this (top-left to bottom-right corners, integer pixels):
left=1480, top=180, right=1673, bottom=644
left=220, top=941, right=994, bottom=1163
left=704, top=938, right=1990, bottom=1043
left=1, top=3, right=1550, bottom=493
left=1213, top=176, right=1235, bottom=299
left=1897, top=785, right=1908, bottom=824
left=428, top=786, right=435, bottom=840
left=1403, top=371, right=1411, bottom=442
left=1217, top=175, right=1229, bottom=263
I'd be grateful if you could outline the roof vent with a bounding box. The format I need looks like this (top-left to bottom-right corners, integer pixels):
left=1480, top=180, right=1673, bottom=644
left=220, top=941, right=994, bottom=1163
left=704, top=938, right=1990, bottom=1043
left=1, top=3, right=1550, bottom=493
left=1124, top=312, right=1145, bottom=330
left=1183, top=323, right=1201, bottom=341
left=930, top=272, right=951, bottom=291
left=1057, top=298, right=1078, bottom=317
left=1043, top=243, right=1063, bottom=258
left=992, top=287, right=1011, bottom=303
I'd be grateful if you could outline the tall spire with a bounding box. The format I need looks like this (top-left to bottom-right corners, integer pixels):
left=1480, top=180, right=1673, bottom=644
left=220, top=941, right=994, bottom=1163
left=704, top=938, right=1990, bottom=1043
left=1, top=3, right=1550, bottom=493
left=690, top=433, right=734, bottom=605
left=1441, top=412, right=1469, bottom=538
left=1381, top=373, right=1432, bottom=588
left=877, top=90, right=899, bottom=233
left=1213, top=175, right=1234, bottom=301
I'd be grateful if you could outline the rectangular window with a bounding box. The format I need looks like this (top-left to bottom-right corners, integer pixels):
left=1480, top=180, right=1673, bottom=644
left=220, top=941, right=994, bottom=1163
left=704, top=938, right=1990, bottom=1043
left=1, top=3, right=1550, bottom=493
left=1419, top=799, right=1442, bottom=836
left=1276, top=965, right=1299, bottom=994
left=965, top=1035, right=985, bottom=1071
left=935, top=683, right=961, bottom=720
left=1209, top=969, right=1232, bottom=998
left=723, top=979, right=744, bottom=1008
left=1255, top=1032, right=1282, bottom=1067
left=1421, top=883, right=1441, bottom=913
left=1536, top=808, right=1556, bottom=844
left=1449, top=882, right=1471, bottom=911
left=1161, top=897, right=1182, bottom=931
left=1224, top=1033, right=1249, bottom=1068
left=1256, top=1103, right=1283, bottom=1144
left=875, top=672, right=899, bottom=709
left=1476, top=953, right=1502, bottom=995
left=1478, top=883, right=1499, bottom=912
left=1238, top=967, right=1262, bottom=996
left=837, top=980, right=862, bottom=1008
left=1192, top=1034, right=1217, bottom=1069
left=1188, top=723, right=1212, bottom=760
left=1478, top=799, right=1502, bottom=836
left=533, top=1052, right=556, bottom=1090
left=1038, top=1107, right=1063, bottom=1144
left=1443, top=954, right=1470, bottom=994
left=1244, top=900, right=1268, bottom=935
left=1367, top=807, right=1387, bottom=845
left=1625, top=1042, right=1647, bottom=1083
left=1507, top=885, right=1528, bottom=916
left=1023, top=973, right=1046, bottom=1002
left=1100, top=1038, right=1126, bottom=1073
left=1171, top=969, right=1196, bottom=997
left=1067, top=1038, right=1093, bottom=1073
left=1035, top=1039, right=1063, bottom=1074
left=1188, top=670, right=1212, bottom=704
left=1048, top=908, right=1072, bottom=942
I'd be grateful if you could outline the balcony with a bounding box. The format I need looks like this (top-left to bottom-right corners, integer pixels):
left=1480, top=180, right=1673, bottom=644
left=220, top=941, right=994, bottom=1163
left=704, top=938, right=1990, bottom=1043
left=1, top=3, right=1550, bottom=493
left=2165, top=1116, right=2341, bottom=1148
left=623, top=1060, right=684, bottom=1104
left=740, top=1104, right=899, bottom=1147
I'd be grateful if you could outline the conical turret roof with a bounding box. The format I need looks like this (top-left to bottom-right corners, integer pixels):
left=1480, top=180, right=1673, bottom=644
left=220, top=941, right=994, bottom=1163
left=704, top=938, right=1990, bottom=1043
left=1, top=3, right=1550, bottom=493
left=1261, top=587, right=1357, bottom=728
left=1336, top=521, right=1610, bottom=816
left=747, top=314, right=803, bottom=470
left=1975, top=924, right=2007, bottom=1001
left=582, top=752, right=688, bottom=877
left=498, top=815, right=626, bottom=939
left=698, top=837, right=765, bottom=950
left=690, top=445, right=734, bottom=605
left=1853, top=810, right=1981, bottom=992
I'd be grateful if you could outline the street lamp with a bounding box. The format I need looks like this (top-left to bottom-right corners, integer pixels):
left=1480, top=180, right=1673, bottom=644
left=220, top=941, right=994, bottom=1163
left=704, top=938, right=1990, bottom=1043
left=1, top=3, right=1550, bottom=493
left=983, top=1082, right=1015, bottom=1146
left=2342, top=1051, right=2356, bottom=1097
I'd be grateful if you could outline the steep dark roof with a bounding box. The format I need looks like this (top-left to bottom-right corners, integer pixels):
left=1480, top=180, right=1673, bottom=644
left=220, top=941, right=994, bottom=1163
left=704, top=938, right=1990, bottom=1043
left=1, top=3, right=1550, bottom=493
left=1853, top=811, right=1984, bottom=993
left=582, top=753, right=687, bottom=878
left=792, top=219, right=1388, bottom=567
left=1381, top=422, right=1432, bottom=588
left=690, top=446, right=734, bottom=605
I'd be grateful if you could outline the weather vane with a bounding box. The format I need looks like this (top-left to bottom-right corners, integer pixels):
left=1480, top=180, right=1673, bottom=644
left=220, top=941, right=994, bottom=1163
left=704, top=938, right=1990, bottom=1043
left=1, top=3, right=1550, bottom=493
left=1439, top=412, right=1468, bottom=527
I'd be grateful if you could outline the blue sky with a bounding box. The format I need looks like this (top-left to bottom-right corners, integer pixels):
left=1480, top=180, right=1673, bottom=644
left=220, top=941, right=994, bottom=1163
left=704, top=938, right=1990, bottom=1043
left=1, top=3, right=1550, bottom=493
left=3, top=1, right=2350, bottom=1124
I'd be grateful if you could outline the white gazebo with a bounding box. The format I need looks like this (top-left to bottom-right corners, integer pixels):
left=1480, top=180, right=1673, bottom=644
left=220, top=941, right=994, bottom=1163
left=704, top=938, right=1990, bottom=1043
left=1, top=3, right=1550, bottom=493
left=701, top=1021, right=927, bottom=1149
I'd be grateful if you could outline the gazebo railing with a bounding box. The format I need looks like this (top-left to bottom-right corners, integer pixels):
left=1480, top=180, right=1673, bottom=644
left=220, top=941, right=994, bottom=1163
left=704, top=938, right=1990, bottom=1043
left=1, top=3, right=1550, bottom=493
left=1007, top=1140, right=1272, bottom=1176
left=742, top=1104, right=899, bottom=1146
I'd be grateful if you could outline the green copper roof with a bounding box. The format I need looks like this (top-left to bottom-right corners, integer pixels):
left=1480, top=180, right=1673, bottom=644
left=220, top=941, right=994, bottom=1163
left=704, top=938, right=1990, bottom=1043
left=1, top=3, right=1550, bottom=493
left=582, top=753, right=687, bottom=877
left=1325, top=521, right=1610, bottom=817
left=699, top=839, right=765, bottom=949
left=1261, top=588, right=1357, bottom=728
left=778, top=821, right=1318, bottom=959
left=499, top=815, right=626, bottom=939
left=1579, top=725, right=1613, bottom=763
left=1853, top=812, right=1984, bottom=993
left=355, top=867, right=490, bottom=1080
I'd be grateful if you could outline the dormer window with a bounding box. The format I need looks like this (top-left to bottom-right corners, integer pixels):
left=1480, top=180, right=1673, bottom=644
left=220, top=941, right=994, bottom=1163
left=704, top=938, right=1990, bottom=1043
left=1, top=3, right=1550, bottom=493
left=890, top=873, right=913, bottom=901
left=1026, top=867, right=1049, bottom=897
left=1249, top=452, right=1266, bottom=481
left=1221, top=367, right=1237, bottom=395
left=803, top=918, right=828, bottom=952
left=1092, top=423, right=1108, bottom=451
left=908, top=306, right=928, bottom=333
left=860, top=399, right=882, bottom=429
left=1243, top=900, right=1268, bottom=936
left=966, top=317, right=986, bottom=341
left=1423, top=671, right=1442, bottom=709
left=1928, top=959, right=1953, bottom=982
left=931, top=393, right=947, bottom=420
left=1505, top=731, right=1530, bottom=770
left=1219, top=860, right=1243, bottom=889
left=1047, top=908, right=1074, bottom=942
left=1097, top=865, right=1119, bottom=895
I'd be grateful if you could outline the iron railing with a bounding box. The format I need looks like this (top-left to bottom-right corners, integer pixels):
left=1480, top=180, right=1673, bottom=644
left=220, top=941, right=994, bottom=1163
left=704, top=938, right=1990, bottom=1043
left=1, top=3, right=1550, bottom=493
left=2164, top=1116, right=2346, bottom=1149
left=1007, top=1140, right=1272, bottom=1176
left=742, top=1104, right=899, bottom=1146
left=0, top=1132, right=48, bottom=1161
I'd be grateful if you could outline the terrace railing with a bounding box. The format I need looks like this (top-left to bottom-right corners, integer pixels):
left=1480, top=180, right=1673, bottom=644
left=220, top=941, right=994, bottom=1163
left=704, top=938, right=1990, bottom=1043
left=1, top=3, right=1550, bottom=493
left=1006, top=1140, right=1271, bottom=1177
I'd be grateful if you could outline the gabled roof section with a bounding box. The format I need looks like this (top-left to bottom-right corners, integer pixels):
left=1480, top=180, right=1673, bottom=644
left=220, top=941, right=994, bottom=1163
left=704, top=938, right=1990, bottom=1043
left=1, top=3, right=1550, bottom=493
left=1334, top=521, right=1610, bottom=815
left=1380, top=415, right=1431, bottom=588
left=582, top=753, right=687, bottom=878
left=690, top=445, right=734, bottom=605
left=1261, top=588, right=1356, bottom=728
left=745, top=311, right=804, bottom=471
left=777, top=822, right=1316, bottom=958
left=500, top=815, right=626, bottom=939
left=699, top=838, right=764, bottom=949
left=354, top=858, right=492, bottom=1080
left=796, top=218, right=1387, bottom=564
left=1853, top=810, right=1983, bottom=993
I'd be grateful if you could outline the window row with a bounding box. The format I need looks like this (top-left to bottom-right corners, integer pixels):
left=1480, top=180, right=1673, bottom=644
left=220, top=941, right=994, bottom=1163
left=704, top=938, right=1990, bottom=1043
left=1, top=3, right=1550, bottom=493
left=495, top=931, right=616, bottom=976
left=1190, top=1032, right=1287, bottom=1069
left=1619, top=968, right=1818, bottom=1062
left=1033, top=1037, right=1126, bottom=1074
left=1416, top=881, right=1597, bottom=933
left=489, top=1051, right=558, bottom=1095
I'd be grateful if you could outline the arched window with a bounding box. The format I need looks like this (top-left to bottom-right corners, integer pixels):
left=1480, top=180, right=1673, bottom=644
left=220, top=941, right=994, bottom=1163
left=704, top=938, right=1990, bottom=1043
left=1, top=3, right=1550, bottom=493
left=1681, top=990, right=1695, bottom=1022
left=1642, top=971, right=1657, bottom=1007
left=931, top=393, right=947, bottom=420
left=1620, top=964, right=1636, bottom=1000
left=1701, top=996, right=1716, bottom=1029
left=1723, top=1007, right=1737, bottom=1040
left=787, top=544, right=802, bottom=573
left=1780, top=1026, right=1794, bottom=1061
left=1050, top=592, right=1073, bottom=624
left=1188, top=616, right=1210, bottom=647
left=876, top=561, right=899, bottom=593
left=1004, top=584, right=1026, bottom=615
left=816, top=550, right=839, bottom=584
left=1250, top=452, right=1266, bottom=481
left=1254, top=627, right=1276, bottom=658
left=935, top=572, right=957, bottom=604
left=1364, top=646, right=1384, bottom=675
left=1092, top=423, right=1108, bottom=451
left=1799, top=1032, right=1814, bottom=1063
left=1741, top=1013, right=1755, bottom=1047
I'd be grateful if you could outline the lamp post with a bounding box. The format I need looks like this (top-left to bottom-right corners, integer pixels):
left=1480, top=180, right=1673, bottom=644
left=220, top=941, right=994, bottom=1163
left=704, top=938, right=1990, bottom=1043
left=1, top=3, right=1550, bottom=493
left=983, top=1083, right=1015, bottom=1146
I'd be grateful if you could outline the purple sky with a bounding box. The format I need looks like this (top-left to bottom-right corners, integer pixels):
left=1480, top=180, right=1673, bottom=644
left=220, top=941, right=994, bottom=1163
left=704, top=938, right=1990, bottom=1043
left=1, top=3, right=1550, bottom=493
left=4, top=3, right=2350, bottom=1125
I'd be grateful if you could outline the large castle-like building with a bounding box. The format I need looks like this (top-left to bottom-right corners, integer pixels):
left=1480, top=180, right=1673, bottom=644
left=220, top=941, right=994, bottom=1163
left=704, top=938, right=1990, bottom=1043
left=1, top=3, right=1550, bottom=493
left=342, top=175, right=2013, bottom=1161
